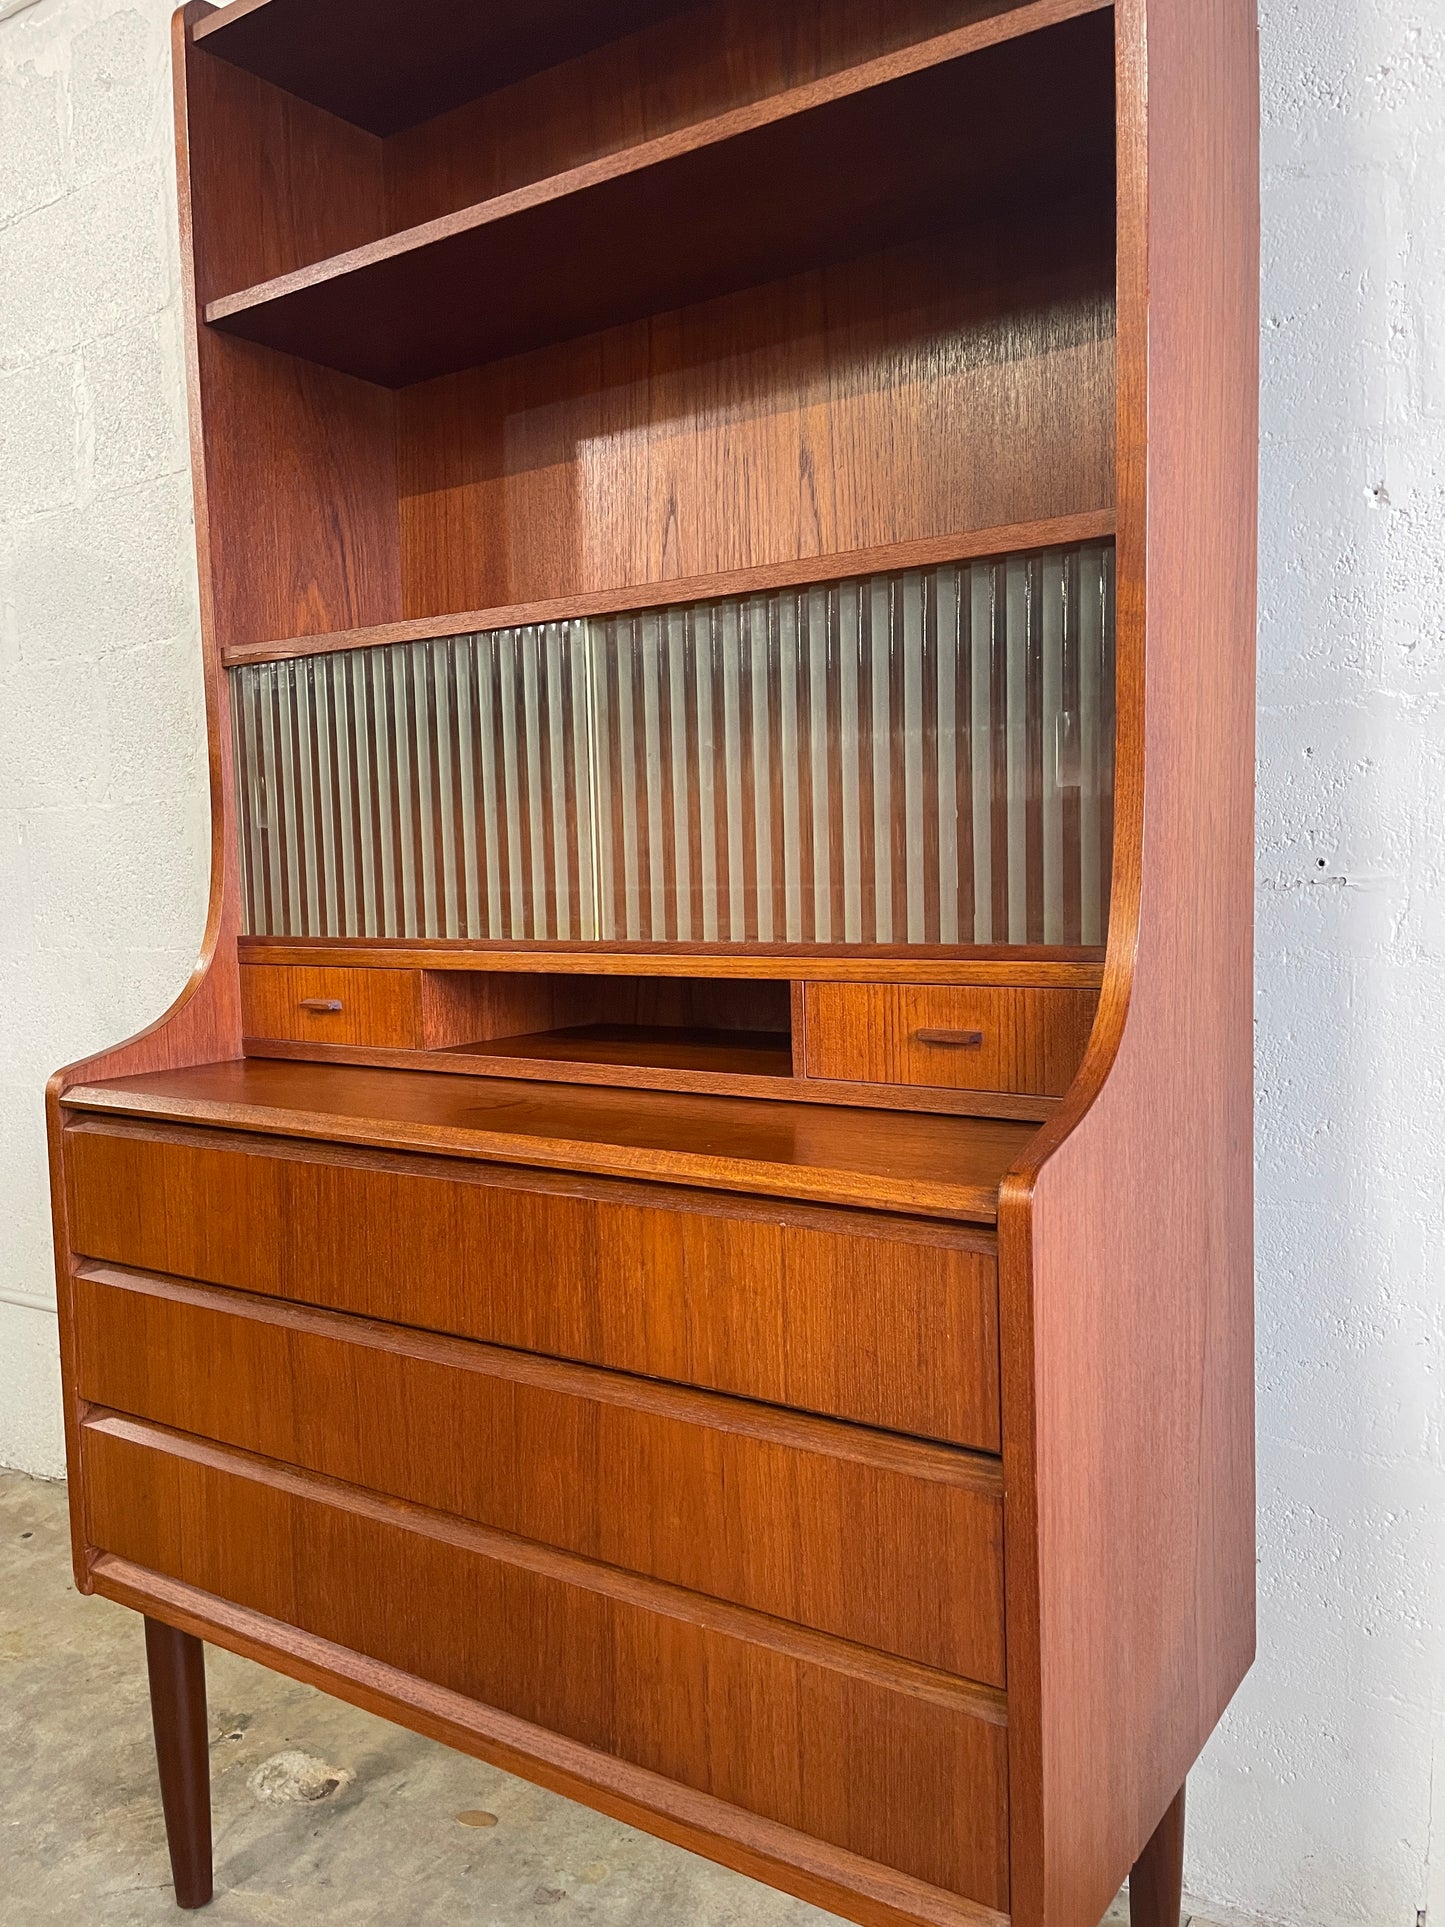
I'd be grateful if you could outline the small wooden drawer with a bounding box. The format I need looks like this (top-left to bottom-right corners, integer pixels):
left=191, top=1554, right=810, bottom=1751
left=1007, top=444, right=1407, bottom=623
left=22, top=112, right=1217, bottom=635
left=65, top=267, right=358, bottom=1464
left=804, top=982, right=1099, bottom=1097
left=74, top=1264, right=1005, bottom=1682
left=241, top=964, right=424, bottom=1047
left=64, top=1119, right=1002, bottom=1452
left=83, top=1413, right=1010, bottom=1910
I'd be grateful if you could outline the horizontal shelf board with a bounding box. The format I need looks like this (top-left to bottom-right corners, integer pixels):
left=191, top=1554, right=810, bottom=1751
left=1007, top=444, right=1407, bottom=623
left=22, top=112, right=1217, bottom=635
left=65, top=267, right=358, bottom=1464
left=441, top=1023, right=794, bottom=1079
left=192, top=0, right=704, bottom=137
left=221, top=510, right=1117, bottom=665
left=62, top=1059, right=1038, bottom=1223
left=237, top=938, right=1109, bottom=989
left=203, top=2, right=1116, bottom=387
left=242, top=1037, right=1060, bottom=1123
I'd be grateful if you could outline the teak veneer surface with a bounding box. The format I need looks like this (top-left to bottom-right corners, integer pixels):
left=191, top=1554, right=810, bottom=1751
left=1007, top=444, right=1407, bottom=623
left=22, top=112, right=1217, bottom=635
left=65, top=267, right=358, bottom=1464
left=239, top=964, right=425, bottom=1048
left=220, top=511, right=1119, bottom=668
left=457, top=1025, right=796, bottom=1079
left=393, top=216, right=1115, bottom=622
left=194, top=0, right=1073, bottom=141
left=194, top=0, right=709, bottom=135
left=238, top=937, right=1108, bottom=988
left=804, top=986, right=1100, bottom=1098
left=992, top=7, right=1260, bottom=1926
left=205, top=11, right=1115, bottom=386
left=243, top=1038, right=1058, bottom=1124
left=64, top=1118, right=1003, bottom=1449
left=83, top=1415, right=1011, bottom=1910
left=45, top=4, right=1260, bottom=1924
left=382, top=0, right=1102, bottom=237
left=62, top=1059, right=1035, bottom=1221
left=74, top=1263, right=1005, bottom=1682
left=95, top=1561, right=1010, bottom=1927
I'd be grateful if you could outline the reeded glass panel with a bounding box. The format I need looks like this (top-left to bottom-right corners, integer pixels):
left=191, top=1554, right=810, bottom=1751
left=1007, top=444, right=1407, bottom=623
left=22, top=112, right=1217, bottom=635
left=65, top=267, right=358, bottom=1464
left=232, top=543, right=1115, bottom=946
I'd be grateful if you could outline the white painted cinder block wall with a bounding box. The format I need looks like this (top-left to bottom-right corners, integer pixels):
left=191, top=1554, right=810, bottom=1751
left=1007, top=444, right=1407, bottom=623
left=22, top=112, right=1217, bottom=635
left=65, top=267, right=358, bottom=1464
left=1, top=3, right=1441, bottom=1924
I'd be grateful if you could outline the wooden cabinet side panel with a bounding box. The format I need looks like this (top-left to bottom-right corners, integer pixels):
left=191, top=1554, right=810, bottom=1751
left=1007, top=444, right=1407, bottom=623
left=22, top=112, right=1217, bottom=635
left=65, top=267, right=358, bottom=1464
left=186, top=47, right=385, bottom=304
left=173, top=20, right=403, bottom=653
left=998, top=4, right=1260, bottom=1925
left=83, top=1417, right=1012, bottom=1912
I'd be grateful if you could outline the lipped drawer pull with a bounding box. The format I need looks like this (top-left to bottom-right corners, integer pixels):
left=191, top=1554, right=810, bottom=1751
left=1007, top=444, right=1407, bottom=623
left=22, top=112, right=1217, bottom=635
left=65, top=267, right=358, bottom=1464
left=914, top=1028, right=984, bottom=1049
left=298, top=997, right=344, bottom=1014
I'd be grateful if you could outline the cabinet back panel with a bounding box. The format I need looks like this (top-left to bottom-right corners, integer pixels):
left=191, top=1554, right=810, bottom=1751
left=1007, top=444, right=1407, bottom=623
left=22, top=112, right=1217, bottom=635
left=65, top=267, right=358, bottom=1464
left=397, top=220, right=1116, bottom=616
left=386, top=0, right=1063, bottom=237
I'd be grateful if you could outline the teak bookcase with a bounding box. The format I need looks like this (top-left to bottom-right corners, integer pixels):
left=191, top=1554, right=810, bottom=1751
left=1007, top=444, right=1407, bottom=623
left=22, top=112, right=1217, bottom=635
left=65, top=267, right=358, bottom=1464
left=46, top=3, right=1259, bottom=1923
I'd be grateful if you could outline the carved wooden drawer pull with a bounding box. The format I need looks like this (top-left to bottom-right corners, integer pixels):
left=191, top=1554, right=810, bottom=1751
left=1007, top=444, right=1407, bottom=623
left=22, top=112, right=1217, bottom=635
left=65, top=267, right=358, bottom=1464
left=914, top=1028, right=985, bottom=1049
left=298, top=998, right=344, bottom=1013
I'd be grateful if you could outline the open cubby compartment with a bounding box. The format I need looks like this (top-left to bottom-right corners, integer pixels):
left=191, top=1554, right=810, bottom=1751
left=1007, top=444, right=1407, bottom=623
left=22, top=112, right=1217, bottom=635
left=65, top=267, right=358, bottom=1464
left=184, top=1, right=1118, bottom=659
left=428, top=971, right=795, bottom=1077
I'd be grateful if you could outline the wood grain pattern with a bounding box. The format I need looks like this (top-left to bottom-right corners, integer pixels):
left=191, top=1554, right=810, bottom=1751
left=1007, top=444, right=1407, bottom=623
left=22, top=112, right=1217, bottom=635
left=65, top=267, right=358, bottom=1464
left=95, top=1557, right=1010, bottom=1927
left=143, top=1618, right=212, bottom=1910
left=185, top=47, right=384, bottom=304
left=193, top=0, right=705, bottom=136
left=804, top=985, right=1099, bottom=1096
left=82, top=1415, right=1012, bottom=1910
left=63, top=1119, right=1004, bottom=1451
left=243, top=1035, right=1060, bottom=1123
left=396, top=218, right=1114, bottom=616
left=240, top=935, right=1108, bottom=987
left=205, top=11, right=1115, bottom=386
left=469, top=1025, right=795, bottom=1078
left=47, top=3, right=1261, bottom=1919
left=240, top=965, right=425, bottom=1046
left=61, top=1058, right=1037, bottom=1222
left=1130, top=1785, right=1186, bottom=1927
left=74, top=1263, right=1005, bottom=1682
left=995, top=5, right=1260, bottom=1924
left=221, top=510, right=1117, bottom=667
left=197, top=333, right=400, bottom=651
left=384, top=0, right=1075, bottom=235
left=181, top=27, right=401, bottom=650
left=239, top=966, right=1056, bottom=1118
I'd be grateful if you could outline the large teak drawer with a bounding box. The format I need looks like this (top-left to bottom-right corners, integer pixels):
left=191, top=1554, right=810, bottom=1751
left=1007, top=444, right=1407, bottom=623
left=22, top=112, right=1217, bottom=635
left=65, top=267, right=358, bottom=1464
left=73, top=1264, right=1005, bottom=1683
left=63, top=1118, right=1002, bottom=1452
left=83, top=1414, right=1010, bottom=1911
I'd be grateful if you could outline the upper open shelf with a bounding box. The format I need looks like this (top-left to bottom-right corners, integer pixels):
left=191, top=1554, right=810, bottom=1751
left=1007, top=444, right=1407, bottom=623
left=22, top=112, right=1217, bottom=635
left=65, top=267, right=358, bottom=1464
left=202, top=3, right=1116, bottom=388
left=194, top=0, right=712, bottom=136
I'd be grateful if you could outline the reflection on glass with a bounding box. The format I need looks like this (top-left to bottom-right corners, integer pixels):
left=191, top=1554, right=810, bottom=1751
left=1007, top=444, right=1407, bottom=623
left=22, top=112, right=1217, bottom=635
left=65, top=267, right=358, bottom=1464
left=232, top=543, right=1115, bottom=947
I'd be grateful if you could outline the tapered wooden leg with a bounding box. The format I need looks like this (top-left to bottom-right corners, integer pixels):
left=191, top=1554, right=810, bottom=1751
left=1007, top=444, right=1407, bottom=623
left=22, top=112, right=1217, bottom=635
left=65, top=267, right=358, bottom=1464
left=144, top=1617, right=213, bottom=1910
left=1130, top=1783, right=1186, bottom=1927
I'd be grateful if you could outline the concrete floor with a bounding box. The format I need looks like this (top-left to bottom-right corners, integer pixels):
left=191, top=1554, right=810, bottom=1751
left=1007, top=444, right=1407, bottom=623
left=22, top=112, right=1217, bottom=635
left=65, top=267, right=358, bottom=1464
left=0, top=1471, right=1151, bottom=1927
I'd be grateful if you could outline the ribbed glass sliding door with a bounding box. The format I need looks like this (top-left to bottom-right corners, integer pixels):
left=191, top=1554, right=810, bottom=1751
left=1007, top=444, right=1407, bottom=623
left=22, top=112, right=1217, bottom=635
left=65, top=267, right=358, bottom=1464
left=232, top=541, right=1115, bottom=947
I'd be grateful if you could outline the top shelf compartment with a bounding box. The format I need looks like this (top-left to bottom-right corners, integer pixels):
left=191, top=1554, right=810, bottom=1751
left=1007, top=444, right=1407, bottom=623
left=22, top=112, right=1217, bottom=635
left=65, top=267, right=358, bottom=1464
left=201, top=3, right=1116, bottom=388
left=194, top=0, right=712, bottom=136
